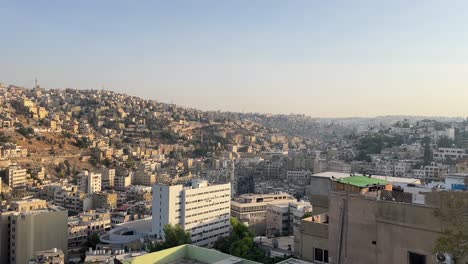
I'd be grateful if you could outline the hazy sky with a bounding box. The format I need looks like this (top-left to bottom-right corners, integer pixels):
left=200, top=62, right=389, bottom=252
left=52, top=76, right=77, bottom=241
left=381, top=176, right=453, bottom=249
left=2, top=1, right=468, bottom=117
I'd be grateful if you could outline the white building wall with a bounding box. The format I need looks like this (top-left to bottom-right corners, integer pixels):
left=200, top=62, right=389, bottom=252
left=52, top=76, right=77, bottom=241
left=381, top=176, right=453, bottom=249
left=152, top=181, right=231, bottom=248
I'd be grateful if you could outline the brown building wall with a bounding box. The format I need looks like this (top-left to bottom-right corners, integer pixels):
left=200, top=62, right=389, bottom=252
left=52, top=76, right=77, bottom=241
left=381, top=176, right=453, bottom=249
left=328, top=191, right=443, bottom=264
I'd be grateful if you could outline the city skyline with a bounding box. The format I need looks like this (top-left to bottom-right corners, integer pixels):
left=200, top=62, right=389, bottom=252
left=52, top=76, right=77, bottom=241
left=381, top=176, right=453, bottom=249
left=2, top=1, right=468, bottom=117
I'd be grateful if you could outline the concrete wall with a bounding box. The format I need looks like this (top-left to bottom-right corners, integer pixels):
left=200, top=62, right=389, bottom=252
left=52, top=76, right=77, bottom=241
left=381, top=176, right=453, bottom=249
left=308, top=177, right=332, bottom=197
left=11, top=209, right=68, bottom=264
left=0, top=212, right=14, bottom=264
left=295, top=218, right=328, bottom=262
left=328, top=191, right=444, bottom=264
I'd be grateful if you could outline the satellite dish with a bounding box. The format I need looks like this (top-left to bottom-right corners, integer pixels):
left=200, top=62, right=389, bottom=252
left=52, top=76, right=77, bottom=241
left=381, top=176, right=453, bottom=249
left=436, top=253, right=446, bottom=263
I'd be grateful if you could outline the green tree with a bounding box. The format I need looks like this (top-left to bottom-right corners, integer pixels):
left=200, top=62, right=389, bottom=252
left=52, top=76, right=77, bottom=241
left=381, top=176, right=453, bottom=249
left=301, top=212, right=314, bottom=219
left=76, top=137, right=91, bottom=148
left=0, top=132, right=11, bottom=143
left=214, top=218, right=288, bottom=264
left=86, top=233, right=100, bottom=250
left=102, top=158, right=112, bottom=167
left=162, top=224, right=192, bottom=248
left=437, top=136, right=454, bottom=148
left=17, top=126, right=34, bottom=137
left=149, top=224, right=192, bottom=252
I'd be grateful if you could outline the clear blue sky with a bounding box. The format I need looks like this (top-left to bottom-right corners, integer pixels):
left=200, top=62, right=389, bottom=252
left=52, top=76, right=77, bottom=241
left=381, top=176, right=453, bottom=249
left=2, top=1, right=468, bottom=117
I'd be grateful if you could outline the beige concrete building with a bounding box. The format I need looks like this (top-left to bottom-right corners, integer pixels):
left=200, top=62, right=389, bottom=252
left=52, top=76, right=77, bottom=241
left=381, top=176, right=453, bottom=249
left=295, top=213, right=329, bottom=263
left=77, top=170, right=101, bottom=194
left=231, top=192, right=296, bottom=235
left=326, top=177, right=466, bottom=264
left=0, top=199, right=68, bottom=264
left=92, top=191, right=118, bottom=210
left=101, top=168, right=115, bottom=189
left=133, top=171, right=156, bottom=186
left=115, top=174, right=132, bottom=191
left=5, top=165, right=27, bottom=188
left=266, top=203, right=290, bottom=237
left=10, top=198, right=47, bottom=212
left=54, top=187, right=93, bottom=215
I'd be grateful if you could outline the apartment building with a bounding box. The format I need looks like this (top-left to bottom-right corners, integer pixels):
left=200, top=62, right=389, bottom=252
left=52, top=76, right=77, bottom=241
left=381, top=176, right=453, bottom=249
left=0, top=199, right=68, bottom=264
left=286, top=170, right=312, bottom=184
left=54, top=187, right=93, bottom=215
left=101, top=168, right=115, bottom=189
left=266, top=201, right=312, bottom=238
left=92, top=191, right=118, bottom=210
left=325, top=176, right=467, bottom=264
left=152, top=180, right=231, bottom=248
left=133, top=171, right=156, bottom=186
left=433, top=147, right=467, bottom=161
left=266, top=203, right=289, bottom=237
left=5, top=165, right=27, bottom=188
left=231, top=192, right=296, bottom=235
left=115, top=174, right=132, bottom=191
left=295, top=213, right=329, bottom=263
left=77, top=170, right=101, bottom=194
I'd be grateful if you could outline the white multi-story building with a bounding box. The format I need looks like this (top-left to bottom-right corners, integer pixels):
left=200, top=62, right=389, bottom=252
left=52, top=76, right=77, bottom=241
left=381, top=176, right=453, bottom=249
left=433, top=147, right=467, bottom=161
left=394, top=161, right=413, bottom=177
left=77, top=170, right=101, bottom=194
left=5, top=165, right=27, bottom=188
left=152, top=180, right=231, bottom=248
left=231, top=192, right=296, bottom=235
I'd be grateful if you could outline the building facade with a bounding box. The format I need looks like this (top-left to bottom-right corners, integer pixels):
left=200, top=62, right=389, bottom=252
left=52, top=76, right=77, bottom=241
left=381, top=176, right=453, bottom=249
left=152, top=180, right=231, bottom=247
left=231, top=192, right=296, bottom=235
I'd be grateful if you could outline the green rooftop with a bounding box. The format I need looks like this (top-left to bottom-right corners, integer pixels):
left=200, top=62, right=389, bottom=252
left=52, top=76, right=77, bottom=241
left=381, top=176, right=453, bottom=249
left=121, top=245, right=261, bottom=264
left=336, top=176, right=388, bottom=188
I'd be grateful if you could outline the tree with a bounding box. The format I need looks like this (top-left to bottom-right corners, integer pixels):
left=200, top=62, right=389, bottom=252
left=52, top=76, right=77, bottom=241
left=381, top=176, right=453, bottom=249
left=17, top=126, right=34, bottom=137
left=163, top=224, right=192, bottom=248
left=433, top=191, right=468, bottom=263
left=0, top=132, right=11, bottom=143
left=149, top=224, right=191, bottom=252
left=86, top=233, right=100, bottom=250
left=301, top=212, right=314, bottom=219
left=102, top=158, right=112, bottom=167
left=75, top=137, right=91, bottom=148
left=213, top=218, right=288, bottom=264
left=437, top=136, right=454, bottom=148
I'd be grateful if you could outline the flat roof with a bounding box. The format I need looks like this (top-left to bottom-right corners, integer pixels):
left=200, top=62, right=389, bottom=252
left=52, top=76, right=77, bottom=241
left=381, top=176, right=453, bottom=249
left=277, top=259, right=315, bottom=264
left=167, top=258, right=206, bottom=264
left=117, top=217, right=152, bottom=233
left=336, top=176, right=388, bottom=188
left=446, top=173, right=468, bottom=178
left=313, top=171, right=421, bottom=184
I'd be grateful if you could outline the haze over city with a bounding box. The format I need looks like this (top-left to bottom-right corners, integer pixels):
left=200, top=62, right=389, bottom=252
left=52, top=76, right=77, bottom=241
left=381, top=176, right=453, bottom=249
left=2, top=1, right=468, bottom=117
left=2, top=1, right=468, bottom=264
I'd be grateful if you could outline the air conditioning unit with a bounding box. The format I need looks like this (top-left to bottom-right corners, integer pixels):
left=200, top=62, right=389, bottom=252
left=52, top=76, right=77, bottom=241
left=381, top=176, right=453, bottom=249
left=435, top=253, right=453, bottom=264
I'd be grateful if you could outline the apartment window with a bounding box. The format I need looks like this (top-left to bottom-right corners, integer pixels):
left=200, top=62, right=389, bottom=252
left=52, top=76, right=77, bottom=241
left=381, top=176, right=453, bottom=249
left=314, top=248, right=329, bottom=263
left=408, top=252, right=426, bottom=264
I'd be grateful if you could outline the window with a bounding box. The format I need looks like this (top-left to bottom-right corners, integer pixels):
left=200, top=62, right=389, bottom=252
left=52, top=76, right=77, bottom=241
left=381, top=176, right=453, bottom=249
left=408, top=252, right=426, bottom=264
left=314, top=248, right=329, bottom=263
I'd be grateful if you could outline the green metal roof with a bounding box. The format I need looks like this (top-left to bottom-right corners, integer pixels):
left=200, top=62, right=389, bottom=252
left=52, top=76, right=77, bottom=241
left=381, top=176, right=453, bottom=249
left=336, top=175, right=388, bottom=188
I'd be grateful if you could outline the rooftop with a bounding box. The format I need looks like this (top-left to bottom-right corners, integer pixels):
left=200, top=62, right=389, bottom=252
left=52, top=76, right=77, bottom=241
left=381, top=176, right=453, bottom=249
left=314, top=171, right=420, bottom=185
left=336, top=176, right=388, bottom=188
left=121, top=244, right=261, bottom=264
